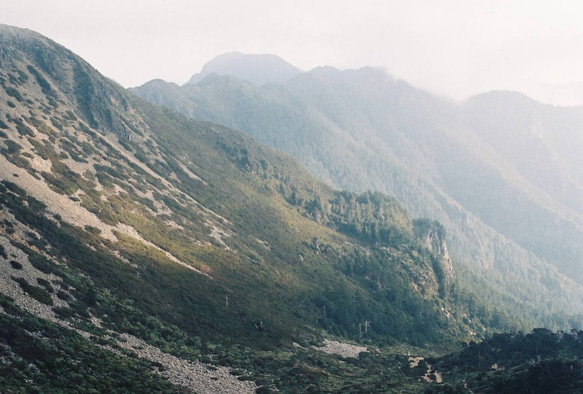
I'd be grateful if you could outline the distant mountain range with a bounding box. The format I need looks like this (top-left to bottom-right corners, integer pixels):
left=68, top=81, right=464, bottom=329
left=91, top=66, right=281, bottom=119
left=132, top=52, right=583, bottom=324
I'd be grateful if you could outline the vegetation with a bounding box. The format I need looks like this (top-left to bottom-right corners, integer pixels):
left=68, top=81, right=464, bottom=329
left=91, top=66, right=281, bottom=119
left=426, top=329, right=583, bottom=393
left=131, top=64, right=583, bottom=332
left=0, top=294, right=185, bottom=393
left=2, top=24, right=583, bottom=392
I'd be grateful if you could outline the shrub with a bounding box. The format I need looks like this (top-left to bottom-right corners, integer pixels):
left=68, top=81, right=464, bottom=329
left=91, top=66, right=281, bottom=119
left=9, top=260, right=23, bottom=270
left=37, top=277, right=54, bottom=293
left=12, top=276, right=53, bottom=305
left=5, top=86, right=23, bottom=102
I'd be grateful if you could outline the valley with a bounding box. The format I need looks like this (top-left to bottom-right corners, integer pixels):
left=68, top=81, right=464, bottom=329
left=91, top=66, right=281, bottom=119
left=1, top=24, right=583, bottom=392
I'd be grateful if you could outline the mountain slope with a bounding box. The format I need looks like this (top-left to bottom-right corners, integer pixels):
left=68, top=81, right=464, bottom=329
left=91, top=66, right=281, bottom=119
left=132, top=65, right=583, bottom=326
left=462, top=91, right=583, bottom=279
left=0, top=25, right=506, bottom=391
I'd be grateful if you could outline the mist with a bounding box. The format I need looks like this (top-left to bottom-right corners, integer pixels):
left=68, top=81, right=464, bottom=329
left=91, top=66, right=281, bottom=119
left=4, top=0, right=583, bottom=105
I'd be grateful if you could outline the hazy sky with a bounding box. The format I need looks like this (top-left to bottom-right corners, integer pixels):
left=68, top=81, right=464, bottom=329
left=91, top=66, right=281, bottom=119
left=4, top=0, right=583, bottom=105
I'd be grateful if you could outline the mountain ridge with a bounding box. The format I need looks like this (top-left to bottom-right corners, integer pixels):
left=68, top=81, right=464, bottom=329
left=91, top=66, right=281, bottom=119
left=132, top=57, right=583, bottom=324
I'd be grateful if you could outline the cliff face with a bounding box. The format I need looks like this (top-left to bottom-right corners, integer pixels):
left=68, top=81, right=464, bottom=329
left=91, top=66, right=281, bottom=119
left=414, top=219, right=456, bottom=297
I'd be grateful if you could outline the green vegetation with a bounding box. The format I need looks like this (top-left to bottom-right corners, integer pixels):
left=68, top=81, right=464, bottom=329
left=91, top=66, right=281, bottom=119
left=132, top=66, right=583, bottom=334
left=9, top=260, right=23, bottom=269
left=4, top=85, right=23, bottom=102
left=10, top=115, right=35, bottom=136
left=3, top=25, right=583, bottom=392
left=27, top=64, right=55, bottom=97
left=11, top=276, right=53, bottom=305
left=0, top=295, right=185, bottom=393
left=426, top=329, right=583, bottom=393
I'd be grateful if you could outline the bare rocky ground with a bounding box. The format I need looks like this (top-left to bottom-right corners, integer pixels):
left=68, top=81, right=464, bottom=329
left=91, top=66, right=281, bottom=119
left=0, top=227, right=255, bottom=392
left=313, top=338, right=368, bottom=358
left=0, top=154, right=211, bottom=279
left=113, top=333, right=256, bottom=393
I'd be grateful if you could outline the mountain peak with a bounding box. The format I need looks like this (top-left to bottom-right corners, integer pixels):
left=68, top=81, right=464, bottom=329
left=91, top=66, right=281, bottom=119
left=467, top=90, right=537, bottom=104
left=185, top=51, right=302, bottom=87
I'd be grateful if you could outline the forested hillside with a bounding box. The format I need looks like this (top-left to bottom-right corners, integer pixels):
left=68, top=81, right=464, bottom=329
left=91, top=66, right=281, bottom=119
left=132, top=58, right=583, bottom=330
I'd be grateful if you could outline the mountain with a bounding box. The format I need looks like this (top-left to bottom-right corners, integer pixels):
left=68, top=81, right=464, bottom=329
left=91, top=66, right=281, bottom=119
left=184, top=51, right=302, bottom=86
left=0, top=25, right=512, bottom=392
left=132, top=64, right=583, bottom=327
left=461, top=91, right=583, bottom=280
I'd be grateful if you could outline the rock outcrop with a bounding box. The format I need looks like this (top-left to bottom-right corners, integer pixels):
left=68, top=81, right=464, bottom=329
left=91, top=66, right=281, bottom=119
left=414, top=219, right=456, bottom=297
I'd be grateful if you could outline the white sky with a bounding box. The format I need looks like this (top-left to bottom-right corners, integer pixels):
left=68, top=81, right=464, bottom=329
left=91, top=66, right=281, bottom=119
left=3, top=0, right=583, bottom=105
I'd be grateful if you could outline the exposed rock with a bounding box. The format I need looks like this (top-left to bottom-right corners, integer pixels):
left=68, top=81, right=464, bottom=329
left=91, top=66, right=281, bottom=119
left=313, top=339, right=368, bottom=358
left=414, top=219, right=456, bottom=297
